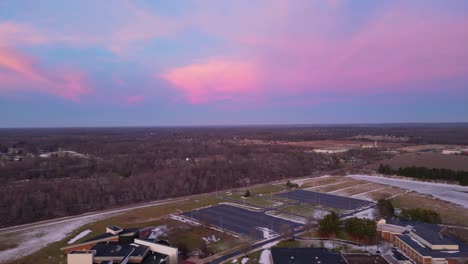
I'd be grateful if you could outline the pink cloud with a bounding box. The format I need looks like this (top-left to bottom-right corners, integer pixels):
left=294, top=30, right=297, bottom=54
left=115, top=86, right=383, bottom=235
left=160, top=59, right=262, bottom=104
left=160, top=2, right=468, bottom=104
left=0, top=47, right=91, bottom=101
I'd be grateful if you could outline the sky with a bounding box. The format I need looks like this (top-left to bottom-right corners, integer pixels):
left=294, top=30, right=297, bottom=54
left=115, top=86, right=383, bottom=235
left=1, top=0, right=468, bottom=127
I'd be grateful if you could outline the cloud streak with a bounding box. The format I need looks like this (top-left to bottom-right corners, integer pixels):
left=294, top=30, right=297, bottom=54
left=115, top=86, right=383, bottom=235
left=0, top=47, right=91, bottom=100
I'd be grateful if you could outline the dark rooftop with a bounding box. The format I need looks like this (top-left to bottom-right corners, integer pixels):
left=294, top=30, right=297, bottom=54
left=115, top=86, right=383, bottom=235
left=391, top=250, right=409, bottom=261
left=91, top=242, right=135, bottom=257
left=385, top=219, right=460, bottom=246
left=411, top=225, right=456, bottom=246
left=108, top=226, right=122, bottom=231
left=129, top=244, right=149, bottom=257
left=398, top=234, right=468, bottom=258
left=343, top=254, right=389, bottom=264
left=99, top=261, right=113, bottom=264
left=271, top=248, right=347, bottom=264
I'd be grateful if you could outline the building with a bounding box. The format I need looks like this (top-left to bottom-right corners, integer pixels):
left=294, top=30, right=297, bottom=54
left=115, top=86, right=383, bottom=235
left=62, top=226, right=178, bottom=264
left=377, top=219, right=468, bottom=264
left=271, top=248, right=347, bottom=264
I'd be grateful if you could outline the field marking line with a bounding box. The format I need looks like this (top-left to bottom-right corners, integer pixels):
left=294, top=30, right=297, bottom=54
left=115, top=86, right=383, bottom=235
left=351, top=186, right=391, bottom=197
left=304, top=180, right=351, bottom=191
left=328, top=183, right=373, bottom=194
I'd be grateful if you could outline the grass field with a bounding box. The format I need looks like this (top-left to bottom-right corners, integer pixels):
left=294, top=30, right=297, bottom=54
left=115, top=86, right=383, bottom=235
left=221, top=193, right=281, bottom=208
left=309, top=179, right=368, bottom=193
left=331, top=183, right=390, bottom=196
left=353, top=186, right=407, bottom=201
left=299, top=176, right=347, bottom=189
left=249, top=184, right=288, bottom=194
left=279, top=206, right=315, bottom=218
left=391, top=192, right=468, bottom=227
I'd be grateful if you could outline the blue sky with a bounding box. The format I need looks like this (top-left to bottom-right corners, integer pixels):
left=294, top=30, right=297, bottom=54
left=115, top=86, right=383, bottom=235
left=1, top=0, right=467, bottom=127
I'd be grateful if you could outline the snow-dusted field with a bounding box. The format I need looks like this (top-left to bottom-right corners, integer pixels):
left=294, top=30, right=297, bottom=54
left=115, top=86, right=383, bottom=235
left=348, top=175, right=468, bottom=208
left=0, top=216, right=103, bottom=263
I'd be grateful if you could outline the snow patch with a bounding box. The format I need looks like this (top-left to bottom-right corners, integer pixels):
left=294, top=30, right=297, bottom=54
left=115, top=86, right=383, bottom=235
left=256, top=227, right=278, bottom=239
left=148, top=225, right=168, bottom=240
left=170, top=214, right=201, bottom=226
left=313, top=209, right=330, bottom=219
left=0, top=216, right=103, bottom=263
left=241, top=257, right=250, bottom=264
left=343, top=208, right=376, bottom=220
left=202, top=235, right=220, bottom=244
left=260, top=240, right=280, bottom=249
left=259, top=250, right=272, bottom=264
left=67, top=229, right=92, bottom=244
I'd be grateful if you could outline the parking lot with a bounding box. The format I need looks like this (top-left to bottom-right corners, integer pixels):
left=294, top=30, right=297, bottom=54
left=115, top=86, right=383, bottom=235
left=182, top=204, right=303, bottom=239
left=276, top=190, right=372, bottom=210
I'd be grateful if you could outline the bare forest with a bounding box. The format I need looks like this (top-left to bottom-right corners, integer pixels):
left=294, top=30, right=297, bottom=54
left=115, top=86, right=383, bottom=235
left=1, top=125, right=467, bottom=227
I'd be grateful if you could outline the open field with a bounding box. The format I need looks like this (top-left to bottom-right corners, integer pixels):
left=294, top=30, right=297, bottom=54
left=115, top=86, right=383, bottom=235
left=352, top=186, right=408, bottom=201
left=391, top=192, right=468, bottom=227
left=368, top=152, right=468, bottom=171
left=349, top=175, right=468, bottom=208
left=298, top=176, right=347, bottom=188
left=239, top=139, right=404, bottom=149
left=220, top=193, right=281, bottom=208
left=279, top=206, right=315, bottom=218
left=307, top=179, right=370, bottom=193
left=331, top=183, right=390, bottom=196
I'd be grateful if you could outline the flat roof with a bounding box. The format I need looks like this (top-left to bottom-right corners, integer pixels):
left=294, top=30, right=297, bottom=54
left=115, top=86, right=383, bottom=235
left=398, top=235, right=468, bottom=258
left=91, top=242, right=135, bottom=257
left=130, top=244, right=149, bottom=257
left=386, top=219, right=457, bottom=245
left=271, top=248, right=347, bottom=264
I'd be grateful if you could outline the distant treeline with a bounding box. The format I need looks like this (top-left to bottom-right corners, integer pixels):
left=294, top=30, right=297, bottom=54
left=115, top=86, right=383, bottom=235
left=378, top=164, right=468, bottom=186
